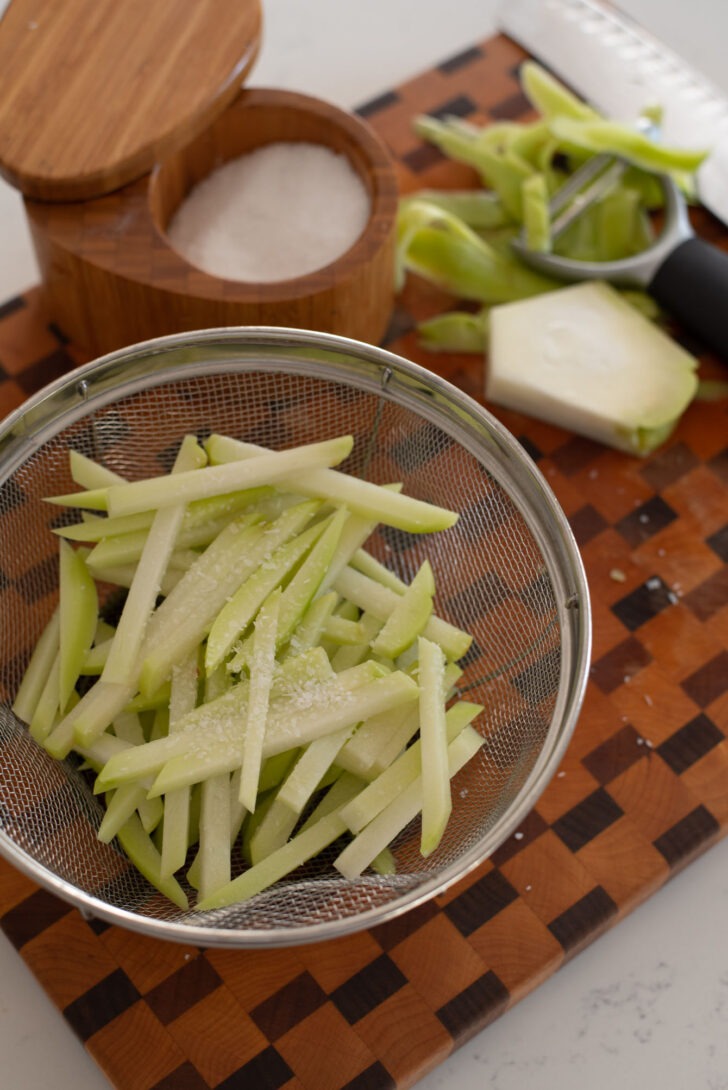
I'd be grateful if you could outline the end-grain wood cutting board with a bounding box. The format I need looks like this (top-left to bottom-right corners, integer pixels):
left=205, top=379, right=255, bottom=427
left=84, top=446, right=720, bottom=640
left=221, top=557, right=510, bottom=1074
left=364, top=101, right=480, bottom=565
left=1, top=32, right=727, bottom=1090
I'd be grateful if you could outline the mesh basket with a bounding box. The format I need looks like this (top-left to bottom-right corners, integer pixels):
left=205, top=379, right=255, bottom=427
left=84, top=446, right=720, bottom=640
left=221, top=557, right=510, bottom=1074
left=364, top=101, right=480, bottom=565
left=0, top=328, right=590, bottom=947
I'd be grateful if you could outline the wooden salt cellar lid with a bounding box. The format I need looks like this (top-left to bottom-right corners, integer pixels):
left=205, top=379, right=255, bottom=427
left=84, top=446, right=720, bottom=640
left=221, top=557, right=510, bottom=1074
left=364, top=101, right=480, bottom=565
left=0, top=0, right=262, bottom=200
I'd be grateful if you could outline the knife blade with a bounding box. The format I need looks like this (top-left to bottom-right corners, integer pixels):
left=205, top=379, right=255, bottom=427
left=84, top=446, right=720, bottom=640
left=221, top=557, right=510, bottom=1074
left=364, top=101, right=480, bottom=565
left=497, top=0, right=728, bottom=226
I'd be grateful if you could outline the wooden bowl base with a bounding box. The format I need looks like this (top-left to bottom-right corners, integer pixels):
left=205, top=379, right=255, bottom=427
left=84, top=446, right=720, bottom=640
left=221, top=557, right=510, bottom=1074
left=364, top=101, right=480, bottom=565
left=25, top=90, right=399, bottom=356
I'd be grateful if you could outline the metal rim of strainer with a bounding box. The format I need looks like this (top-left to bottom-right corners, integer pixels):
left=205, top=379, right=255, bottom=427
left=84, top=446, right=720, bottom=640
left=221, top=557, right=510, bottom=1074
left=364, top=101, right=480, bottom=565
left=0, top=326, right=592, bottom=947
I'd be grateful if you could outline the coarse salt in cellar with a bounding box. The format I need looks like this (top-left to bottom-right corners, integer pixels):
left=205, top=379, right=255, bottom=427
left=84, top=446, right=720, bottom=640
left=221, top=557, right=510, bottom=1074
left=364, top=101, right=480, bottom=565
left=167, top=141, right=371, bottom=282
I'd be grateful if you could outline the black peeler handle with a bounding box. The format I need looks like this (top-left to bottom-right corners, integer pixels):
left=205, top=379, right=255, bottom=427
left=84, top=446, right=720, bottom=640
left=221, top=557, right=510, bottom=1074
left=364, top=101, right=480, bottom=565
left=649, top=236, right=728, bottom=362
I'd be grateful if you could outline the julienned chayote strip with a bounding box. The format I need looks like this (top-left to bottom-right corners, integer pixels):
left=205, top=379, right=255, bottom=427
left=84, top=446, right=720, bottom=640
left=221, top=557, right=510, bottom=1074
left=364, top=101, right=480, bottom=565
left=14, top=434, right=485, bottom=911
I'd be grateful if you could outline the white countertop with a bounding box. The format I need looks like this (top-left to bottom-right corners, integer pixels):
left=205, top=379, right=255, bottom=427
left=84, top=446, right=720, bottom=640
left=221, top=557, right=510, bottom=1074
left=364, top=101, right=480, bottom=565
left=2, top=2, right=728, bottom=1088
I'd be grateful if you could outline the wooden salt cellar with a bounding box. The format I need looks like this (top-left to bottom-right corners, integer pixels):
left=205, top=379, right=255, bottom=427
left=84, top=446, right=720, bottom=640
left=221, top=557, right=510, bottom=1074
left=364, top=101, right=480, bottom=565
left=0, top=0, right=398, bottom=356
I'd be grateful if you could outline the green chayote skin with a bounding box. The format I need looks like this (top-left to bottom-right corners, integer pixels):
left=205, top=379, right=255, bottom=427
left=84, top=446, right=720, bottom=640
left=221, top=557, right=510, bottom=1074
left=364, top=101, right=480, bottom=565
left=397, top=61, right=708, bottom=351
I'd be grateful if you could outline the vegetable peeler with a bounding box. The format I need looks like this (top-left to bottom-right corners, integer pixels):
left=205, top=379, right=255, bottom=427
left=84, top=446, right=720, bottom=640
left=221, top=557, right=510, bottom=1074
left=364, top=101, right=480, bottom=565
left=512, top=155, right=728, bottom=362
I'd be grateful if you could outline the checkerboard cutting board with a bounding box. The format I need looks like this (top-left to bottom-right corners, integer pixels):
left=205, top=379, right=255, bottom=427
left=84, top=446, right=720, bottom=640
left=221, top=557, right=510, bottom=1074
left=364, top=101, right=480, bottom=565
left=2, top=33, right=728, bottom=1090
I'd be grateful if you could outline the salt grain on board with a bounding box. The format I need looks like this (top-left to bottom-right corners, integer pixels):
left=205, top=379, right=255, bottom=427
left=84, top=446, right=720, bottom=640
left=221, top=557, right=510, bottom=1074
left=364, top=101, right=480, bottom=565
left=167, top=142, right=371, bottom=282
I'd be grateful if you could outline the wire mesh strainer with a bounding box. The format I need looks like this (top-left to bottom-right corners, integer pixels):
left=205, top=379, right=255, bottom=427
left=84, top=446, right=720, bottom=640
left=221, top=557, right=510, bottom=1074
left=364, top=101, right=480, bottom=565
left=0, top=327, right=590, bottom=947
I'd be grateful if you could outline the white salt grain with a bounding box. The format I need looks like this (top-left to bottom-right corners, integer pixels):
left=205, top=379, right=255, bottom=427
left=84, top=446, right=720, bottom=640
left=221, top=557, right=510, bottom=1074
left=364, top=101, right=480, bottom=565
left=167, top=142, right=371, bottom=283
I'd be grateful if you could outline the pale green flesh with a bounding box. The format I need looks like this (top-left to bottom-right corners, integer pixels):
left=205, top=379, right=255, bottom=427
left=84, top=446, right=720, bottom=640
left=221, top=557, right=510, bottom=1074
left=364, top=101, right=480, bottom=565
left=143, top=669, right=415, bottom=797
left=349, top=548, right=409, bottom=593
left=140, top=501, right=320, bottom=696
left=83, top=563, right=183, bottom=597
left=45, top=506, right=321, bottom=757
left=334, top=726, right=484, bottom=880
left=370, top=560, right=435, bottom=658
left=12, top=609, right=60, bottom=725
left=58, top=539, right=98, bottom=710
left=333, top=565, right=472, bottom=661
left=258, top=749, right=300, bottom=793
left=116, top=813, right=188, bottom=910
left=205, top=519, right=326, bottom=675
left=364, top=662, right=464, bottom=777
left=247, top=796, right=299, bottom=865
left=29, top=654, right=62, bottom=743
left=487, top=281, right=699, bottom=455
left=197, top=773, right=232, bottom=900
left=298, top=771, right=364, bottom=832
left=205, top=434, right=458, bottom=533
left=106, top=436, right=354, bottom=517
left=56, top=487, right=272, bottom=544
left=417, top=637, right=452, bottom=857
left=276, top=723, right=356, bottom=816
left=160, top=650, right=199, bottom=879
left=197, top=809, right=347, bottom=911
left=322, top=615, right=367, bottom=645
left=45, top=487, right=109, bottom=511
left=45, top=676, right=135, bottom=759
left=280, top=592, right=339, bottom=664
left=239, top=588, right=280, bottom=812
left=335, top=700, right=415, bottom=780
left=340, top=701, right=482, bottom=834
left=86, top=516, right=226, bottom=568
left=95, top=657, right=378, bottom=791
left=81, top=637, right=113, bottom=675
left=100, top=435, right=206, bottom=688
left=68, top=449, right=127, bottom=490
left=329, top=611, right=383, bottom=675
left=98, top=783, right=156, bottom=844
left=17, top=434, right=484, bottom=911
left=272, top=507, right=349, bottom=647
